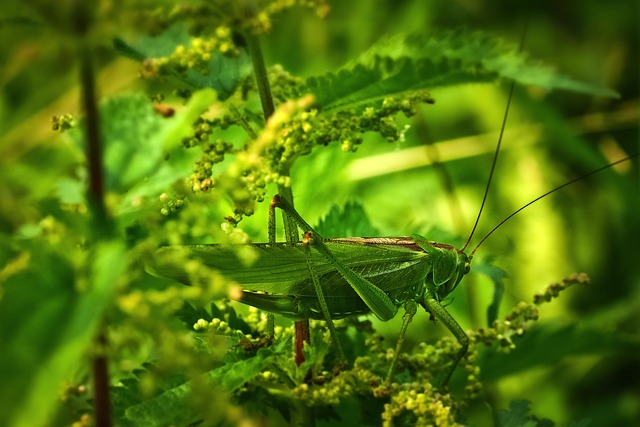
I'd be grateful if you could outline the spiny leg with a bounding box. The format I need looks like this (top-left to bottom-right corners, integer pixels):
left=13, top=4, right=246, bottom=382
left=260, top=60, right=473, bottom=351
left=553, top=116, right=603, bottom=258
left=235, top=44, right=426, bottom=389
left=302, top=232, right=346, bottom=363
left=261, top=197, right=277, bottom=339
left=270, top=194, right=397, bottom=364
left=385, top=300, right=418, bottom=385
left=424, top=298, right=469, bottom=388
left=271, top=195, right=397, bottom=321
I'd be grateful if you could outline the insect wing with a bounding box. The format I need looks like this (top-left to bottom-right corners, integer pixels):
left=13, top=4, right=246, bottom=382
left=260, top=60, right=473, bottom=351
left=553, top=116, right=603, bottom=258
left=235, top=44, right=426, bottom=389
left=149, top=244, right=317, bottom=292
left=149, top=240, right=432, bottom=299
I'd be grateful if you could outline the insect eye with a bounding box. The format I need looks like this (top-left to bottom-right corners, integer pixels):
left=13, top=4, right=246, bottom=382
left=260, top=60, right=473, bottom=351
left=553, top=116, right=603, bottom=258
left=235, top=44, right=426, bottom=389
left=464, top=263, right=470, bottom=274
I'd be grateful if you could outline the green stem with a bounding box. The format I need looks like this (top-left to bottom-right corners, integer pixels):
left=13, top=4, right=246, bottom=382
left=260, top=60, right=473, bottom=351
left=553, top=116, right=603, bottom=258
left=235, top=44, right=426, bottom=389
left=80, top=45, right=108, bottom=232
left=79, top=39, right=112, bottom=427
left=245, top=33, right=275, bottom=120
left=245, top=30, right=313, bottom=427
left=244, top=32, right=298, bottom=241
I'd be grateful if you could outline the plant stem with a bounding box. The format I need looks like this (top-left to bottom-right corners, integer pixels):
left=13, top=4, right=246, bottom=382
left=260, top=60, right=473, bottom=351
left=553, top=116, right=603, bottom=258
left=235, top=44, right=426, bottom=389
left=245, top=32, right=275, bottom=120
left=79, top=32, right=112, bottom=427
left=244, top=29, right=314, bottom=427
left=244, top=32, right=298, bottom=238
left=80, top=47, right=107, bottom=232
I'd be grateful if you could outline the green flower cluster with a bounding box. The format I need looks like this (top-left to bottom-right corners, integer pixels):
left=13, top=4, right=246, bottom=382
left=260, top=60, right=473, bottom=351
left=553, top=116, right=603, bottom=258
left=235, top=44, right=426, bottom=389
left=381, top=382, right=458, bottom=427
left=51, top=113, right=76, bottom=132
left=144, top=26, right=239, bottom=78
left=533, top=272, right=589, bottom=305
left=193, top=317, right=245, bottom=338
left=469, top=273, right=589, bottom=352
left=263, top=65, right=305, bottom=104
left=159, top=193, right=185, bottom=216
left=470, top=301, right=539, bottom=351
left=199, top=88, right=433, bottom=223
left=138, top=0, right=329, bottom=79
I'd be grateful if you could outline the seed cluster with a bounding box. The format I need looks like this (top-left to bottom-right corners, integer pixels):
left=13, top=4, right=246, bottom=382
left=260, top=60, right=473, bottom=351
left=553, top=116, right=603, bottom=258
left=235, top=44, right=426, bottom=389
left=138, top=0, right=330, bottom=79
left=51, top=114, right=76, bottom=132
left=159, top=193, right=185, bottom=216
left=182, top=85, right=433, bottom=223
left=143, top=26, right=239, bottom=79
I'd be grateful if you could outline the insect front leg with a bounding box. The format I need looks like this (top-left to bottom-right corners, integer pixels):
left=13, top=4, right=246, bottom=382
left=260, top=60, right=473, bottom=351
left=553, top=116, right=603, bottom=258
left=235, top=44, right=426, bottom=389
left=424, top=298, right=469, bottom=388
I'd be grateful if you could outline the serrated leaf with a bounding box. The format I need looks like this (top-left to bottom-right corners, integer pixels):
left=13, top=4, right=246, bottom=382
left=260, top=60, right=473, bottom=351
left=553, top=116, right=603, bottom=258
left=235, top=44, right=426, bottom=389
left=315, top=201, right=379, bottom=238
left=100, top=95, right=166, bottom=191
left=117, top=88, right=216, bottom=224
left=121, top=342, right=289, bottom=427
left=495, top=400, right=554, bottom=427
left=304, top=30, right=618, bottom=113
left=63, top=88, right=216, bottom=225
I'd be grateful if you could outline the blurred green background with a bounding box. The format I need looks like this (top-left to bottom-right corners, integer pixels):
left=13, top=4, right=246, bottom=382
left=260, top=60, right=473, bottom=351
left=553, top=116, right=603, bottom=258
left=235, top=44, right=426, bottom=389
left=1, top=0, right=638, bottom=426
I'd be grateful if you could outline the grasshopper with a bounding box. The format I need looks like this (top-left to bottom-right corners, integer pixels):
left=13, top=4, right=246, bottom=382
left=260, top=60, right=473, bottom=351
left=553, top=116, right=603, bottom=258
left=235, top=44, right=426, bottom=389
left=150, top=191, right=473, bottom=386
left=146, top=23, right=638, bottom=386
left=148, top=101, right=635, bottom=390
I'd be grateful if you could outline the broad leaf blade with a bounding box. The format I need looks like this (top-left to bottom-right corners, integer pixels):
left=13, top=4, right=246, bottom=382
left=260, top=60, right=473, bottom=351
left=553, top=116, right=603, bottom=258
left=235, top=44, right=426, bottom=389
left=120, top=342, right=289, bottom=427
left=316, top=200, right=379, bottom=238
left=305, top=30, right=618, bottom=113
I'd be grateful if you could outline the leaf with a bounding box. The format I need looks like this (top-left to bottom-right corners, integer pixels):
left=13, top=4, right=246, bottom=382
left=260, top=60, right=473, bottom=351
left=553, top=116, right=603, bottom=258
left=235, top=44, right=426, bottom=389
left=494, top=400, right=554, bottom=427
left=116, top=88, right=217, bottom=224
left=113, top=23, right=251, bottom=100
left=480, top=321, right=640, bottom=381
left=474, top=258, right=508, bottom=326
left=0, top=240, right=125, bottom=427
left=303, top=30, right=618, bottom=113
left=315, top=200, right=379, bottom=238
left=63, top=89, right=216, bottom=225
left=120, top=341, right=289, bottom=427
left=99, top=95, right=167, bottom=192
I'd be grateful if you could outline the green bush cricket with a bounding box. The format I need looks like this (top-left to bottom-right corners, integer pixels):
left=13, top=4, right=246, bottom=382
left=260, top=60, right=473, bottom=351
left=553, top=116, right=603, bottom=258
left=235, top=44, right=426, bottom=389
left=145, top=21, right=638, bottom=390
left=146, top=80, right=635, bottom=390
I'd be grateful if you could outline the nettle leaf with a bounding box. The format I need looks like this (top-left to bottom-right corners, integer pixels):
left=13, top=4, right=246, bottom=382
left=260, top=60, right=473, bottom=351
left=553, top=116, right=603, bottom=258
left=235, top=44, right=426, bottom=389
left=120, top=341, right=290, bottom=427
left=304, top=30, right=618, bottom=112
left=116, top=88, right=216, bottom=223
left=114, top=23, right=251, bottom=99
left=64, top=89, right=216, bottom=225
left=495, top=400, right=554, bottom=427
left=316, top=201, right=379, bottom=238
left=99, top=95, right=167, bottom=192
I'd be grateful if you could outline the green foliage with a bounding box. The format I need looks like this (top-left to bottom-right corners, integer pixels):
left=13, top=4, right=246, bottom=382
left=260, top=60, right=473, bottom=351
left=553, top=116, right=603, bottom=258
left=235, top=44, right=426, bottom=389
left=1, top=1, right=638, bottom=427
left=315, top=201, right=379, bottom=237
left=303, top=30, right=617, bottom=113
left=113, top=23, right=252, bottom=99
left=494, top=400, right=554, bottom=427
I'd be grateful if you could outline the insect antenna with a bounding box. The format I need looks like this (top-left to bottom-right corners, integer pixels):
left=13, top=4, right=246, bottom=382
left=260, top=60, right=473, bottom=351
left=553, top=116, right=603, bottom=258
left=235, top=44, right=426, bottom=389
left=461, top=21, right=529, bottom=253
left=470, top=154, right=638, bottom=258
